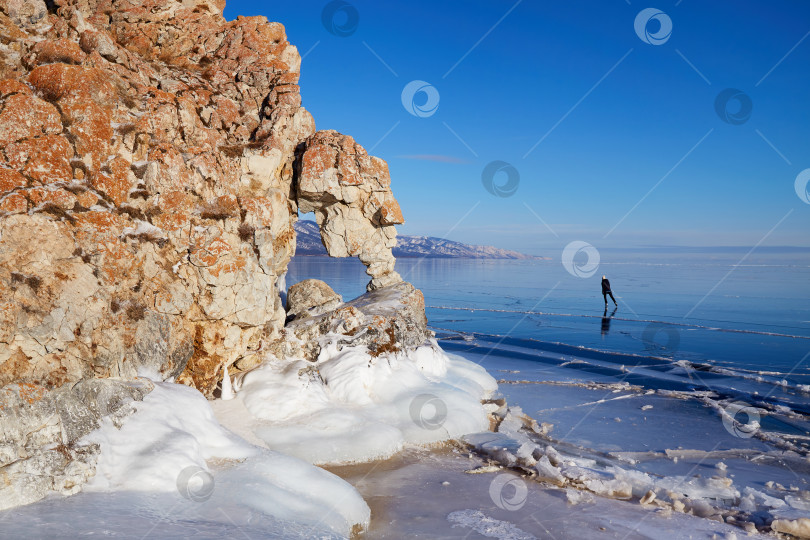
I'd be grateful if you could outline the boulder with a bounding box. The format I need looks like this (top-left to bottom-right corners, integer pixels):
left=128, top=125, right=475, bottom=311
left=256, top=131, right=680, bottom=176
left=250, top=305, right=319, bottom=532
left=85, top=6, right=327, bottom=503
left=1, top=0, right=47, bottom=29
left=285, top=281, right=430, bottom=362
left=286, top=279, right=343, bottom=321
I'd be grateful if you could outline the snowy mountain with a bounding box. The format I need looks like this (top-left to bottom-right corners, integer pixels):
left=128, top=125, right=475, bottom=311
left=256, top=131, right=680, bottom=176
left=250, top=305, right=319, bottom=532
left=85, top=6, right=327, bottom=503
left=294, top=220, right=539, bottom=259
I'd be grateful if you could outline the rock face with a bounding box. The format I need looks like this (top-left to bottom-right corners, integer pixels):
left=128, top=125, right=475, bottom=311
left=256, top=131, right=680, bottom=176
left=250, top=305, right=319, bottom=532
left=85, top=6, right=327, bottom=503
left=0, top=0, right=405, bottom=402
left=286, top=279, right=343, bottom=321
left=0, top=0, right=414, bottom=509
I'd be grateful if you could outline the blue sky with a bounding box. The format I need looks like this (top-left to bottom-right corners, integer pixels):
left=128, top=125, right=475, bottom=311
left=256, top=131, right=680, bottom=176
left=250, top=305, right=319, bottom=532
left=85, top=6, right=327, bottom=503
left=224, top=0, right=810, bottom=254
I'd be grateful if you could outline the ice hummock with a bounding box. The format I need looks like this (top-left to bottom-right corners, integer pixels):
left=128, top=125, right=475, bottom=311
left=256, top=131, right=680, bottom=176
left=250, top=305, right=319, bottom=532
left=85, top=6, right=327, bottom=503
left=457, top=340, right=810, bottom=537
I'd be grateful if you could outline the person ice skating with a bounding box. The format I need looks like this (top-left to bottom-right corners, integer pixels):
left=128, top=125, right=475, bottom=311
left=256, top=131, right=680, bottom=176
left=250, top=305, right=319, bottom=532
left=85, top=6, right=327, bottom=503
left=601, top=275, right=617, bottom=308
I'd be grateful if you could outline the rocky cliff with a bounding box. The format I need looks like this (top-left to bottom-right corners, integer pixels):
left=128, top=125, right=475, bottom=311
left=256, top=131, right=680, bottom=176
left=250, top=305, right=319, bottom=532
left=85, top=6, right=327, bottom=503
left=0, top=0, right=410, bottom=510
left=0, top=0, right=405, bottom=398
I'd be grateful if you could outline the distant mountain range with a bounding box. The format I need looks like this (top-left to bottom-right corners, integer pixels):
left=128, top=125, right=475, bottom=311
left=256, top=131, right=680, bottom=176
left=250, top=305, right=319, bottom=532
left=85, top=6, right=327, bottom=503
left=294, top=220, right=541, bottom=259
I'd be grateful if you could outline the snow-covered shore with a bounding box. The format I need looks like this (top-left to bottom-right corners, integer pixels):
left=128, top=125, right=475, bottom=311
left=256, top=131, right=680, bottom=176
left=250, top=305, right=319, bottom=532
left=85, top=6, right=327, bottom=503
left=0, top=341, right=497, bottom=537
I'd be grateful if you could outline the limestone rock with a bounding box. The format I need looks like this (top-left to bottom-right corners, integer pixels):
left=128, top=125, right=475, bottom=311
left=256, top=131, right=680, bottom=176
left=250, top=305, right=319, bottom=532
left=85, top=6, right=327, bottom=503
left=0, top=0, right=317, bottom=398
left=0, top=0, right=408, bottom=399
left=286, top=279, right=343, bottom=321
left=295, top=130, right=405, bottom=291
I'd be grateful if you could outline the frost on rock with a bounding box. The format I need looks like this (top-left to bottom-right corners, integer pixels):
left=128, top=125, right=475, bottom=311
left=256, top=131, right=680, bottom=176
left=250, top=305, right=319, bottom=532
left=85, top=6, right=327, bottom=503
left=198, top=275, right=498, bottom=466
left=0, top=377, right=153, bottom=510
left=284, top=280, right=430, bottom=362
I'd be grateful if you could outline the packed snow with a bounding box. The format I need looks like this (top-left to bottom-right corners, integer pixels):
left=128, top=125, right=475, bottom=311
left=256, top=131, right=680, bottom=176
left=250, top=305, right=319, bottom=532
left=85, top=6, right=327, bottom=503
left=81, top=381, right=370, bottom=537
left=214, top=339, right=498, bottom=464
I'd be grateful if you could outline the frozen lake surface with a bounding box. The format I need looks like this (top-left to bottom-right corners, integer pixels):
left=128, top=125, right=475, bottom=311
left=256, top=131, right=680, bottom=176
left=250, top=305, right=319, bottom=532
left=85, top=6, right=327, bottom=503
left=287, top=252, right=810, bottom=537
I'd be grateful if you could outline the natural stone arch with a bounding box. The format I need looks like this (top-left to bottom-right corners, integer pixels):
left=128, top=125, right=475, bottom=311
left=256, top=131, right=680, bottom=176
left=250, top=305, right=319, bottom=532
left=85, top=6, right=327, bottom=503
left=294, top=130, right=404, bottom=291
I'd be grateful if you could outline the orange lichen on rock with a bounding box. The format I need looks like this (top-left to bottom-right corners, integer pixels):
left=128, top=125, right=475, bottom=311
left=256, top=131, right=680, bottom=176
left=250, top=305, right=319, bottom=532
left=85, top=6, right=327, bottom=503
left=0, top=192, right=27, bottom=214
left=296, top=130, right=404, bottom=290
left=0, top=0, right=407, bottom=402
left=26, top=186, right=77, bottom=209
left=0, top=168, right=27, bottom=192
left=5, top=134, right=74, bottom=185
left=0, top=93, right=63, bottom=146
left=29, top=38, right=87, bottom=66
left=91, top=156, right=133, bottom=206
left=16, top=381, right=47, bottom=405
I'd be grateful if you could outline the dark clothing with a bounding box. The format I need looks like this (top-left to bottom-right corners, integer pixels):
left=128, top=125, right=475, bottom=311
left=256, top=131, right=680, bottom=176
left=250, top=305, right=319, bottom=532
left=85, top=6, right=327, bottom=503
left=601, top=278, right=617, bottom=306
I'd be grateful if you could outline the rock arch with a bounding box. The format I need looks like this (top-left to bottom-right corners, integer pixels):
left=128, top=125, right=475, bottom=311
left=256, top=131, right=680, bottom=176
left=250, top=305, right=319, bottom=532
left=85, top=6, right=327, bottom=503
left=294, top=130, right=404, bottom=291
